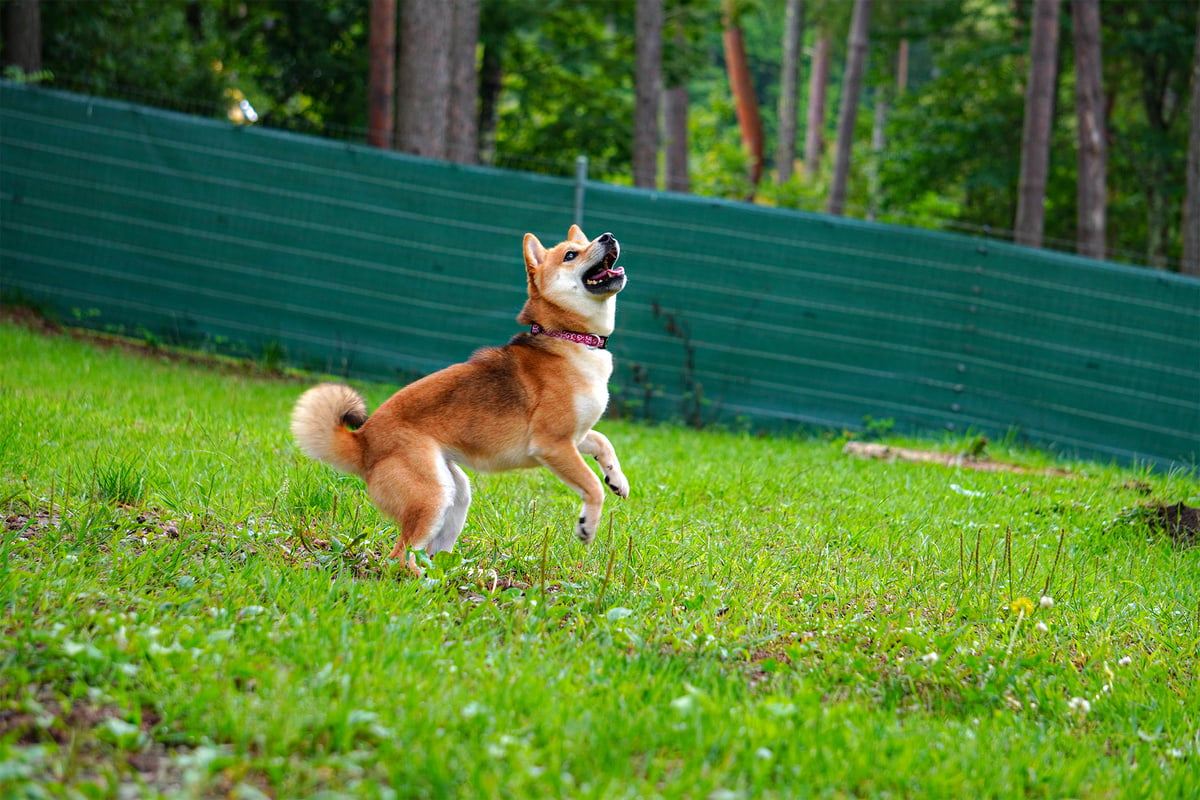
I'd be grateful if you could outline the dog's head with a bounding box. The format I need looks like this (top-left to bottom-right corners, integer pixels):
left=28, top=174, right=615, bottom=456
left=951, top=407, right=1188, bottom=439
left=518, top=225, right=626, bottom=334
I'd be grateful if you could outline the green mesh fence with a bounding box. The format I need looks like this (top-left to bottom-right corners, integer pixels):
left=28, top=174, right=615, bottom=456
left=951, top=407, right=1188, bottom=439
left=3, top=83, right=1197, bottom=468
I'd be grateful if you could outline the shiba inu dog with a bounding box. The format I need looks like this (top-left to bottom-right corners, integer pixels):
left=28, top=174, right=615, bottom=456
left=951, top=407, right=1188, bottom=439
left=291, top=225, right=629, bottom=569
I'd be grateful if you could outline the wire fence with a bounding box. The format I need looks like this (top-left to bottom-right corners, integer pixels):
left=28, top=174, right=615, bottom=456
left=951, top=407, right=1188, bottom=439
left=2, top=81, right=1197, bottom=468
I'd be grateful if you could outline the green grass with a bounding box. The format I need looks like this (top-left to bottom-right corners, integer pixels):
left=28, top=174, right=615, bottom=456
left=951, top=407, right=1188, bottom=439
left=1, top=318, right=1198, bottom=799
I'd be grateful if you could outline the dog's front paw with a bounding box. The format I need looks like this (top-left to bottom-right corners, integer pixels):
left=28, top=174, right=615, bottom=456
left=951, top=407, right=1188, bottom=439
left=603, top=471, right=630, bottom=499
left=576, top=512, right=596, bottom=544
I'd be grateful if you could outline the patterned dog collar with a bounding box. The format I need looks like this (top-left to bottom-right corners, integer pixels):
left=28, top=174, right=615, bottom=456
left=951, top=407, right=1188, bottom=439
left=529, top=323, right=608, bottom=350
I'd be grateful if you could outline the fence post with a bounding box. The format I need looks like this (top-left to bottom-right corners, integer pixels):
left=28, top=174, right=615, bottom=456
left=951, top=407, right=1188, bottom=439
left=574, top=155, right=588, bottom=228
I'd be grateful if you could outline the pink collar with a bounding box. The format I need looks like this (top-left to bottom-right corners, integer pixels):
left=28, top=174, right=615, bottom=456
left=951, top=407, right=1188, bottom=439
left=529, top=323, right=608, bottom=350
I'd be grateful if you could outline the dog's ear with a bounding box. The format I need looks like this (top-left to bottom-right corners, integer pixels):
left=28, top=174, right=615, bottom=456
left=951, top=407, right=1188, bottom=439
left=523, top=233, right=546, bottom=271
left=567, top=224, right=588, bottom=245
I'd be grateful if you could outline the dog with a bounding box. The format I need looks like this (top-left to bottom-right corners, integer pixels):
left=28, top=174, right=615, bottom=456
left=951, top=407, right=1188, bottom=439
left=290, top=225, right=629, bottom=569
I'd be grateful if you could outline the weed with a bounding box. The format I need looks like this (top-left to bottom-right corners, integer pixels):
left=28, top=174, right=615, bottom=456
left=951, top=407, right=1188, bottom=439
left=860, top=414, right=895, bottom=440
left=259, top=338, right=286, bottom=374
left=93, top=459, right=150, bottom=506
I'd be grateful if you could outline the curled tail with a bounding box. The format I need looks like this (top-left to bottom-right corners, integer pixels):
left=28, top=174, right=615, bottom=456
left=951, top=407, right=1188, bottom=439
left=291, top=383, right=369, bottom=476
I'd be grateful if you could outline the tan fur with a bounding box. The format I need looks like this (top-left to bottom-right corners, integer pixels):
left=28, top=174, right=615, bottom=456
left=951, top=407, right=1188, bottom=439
left=290, top=226, right=629, bottom=571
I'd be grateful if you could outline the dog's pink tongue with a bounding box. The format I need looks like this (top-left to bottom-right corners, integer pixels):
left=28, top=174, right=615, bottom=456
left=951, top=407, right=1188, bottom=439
left=604, top=266, right=625, bottom=277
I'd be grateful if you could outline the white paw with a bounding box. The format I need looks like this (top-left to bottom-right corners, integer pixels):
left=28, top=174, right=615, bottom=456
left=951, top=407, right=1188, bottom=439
left=576, top=511, right=596, bottom=544
left=603, top=469, right=629, bottom=499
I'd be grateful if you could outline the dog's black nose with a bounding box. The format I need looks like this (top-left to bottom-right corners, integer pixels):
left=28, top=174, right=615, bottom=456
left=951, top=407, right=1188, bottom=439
left=597, top=232, right=615, bottom=244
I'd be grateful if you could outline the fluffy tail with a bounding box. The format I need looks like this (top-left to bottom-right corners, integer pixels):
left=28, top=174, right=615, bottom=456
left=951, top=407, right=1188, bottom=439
left=291, top=383, right=369, bottom=476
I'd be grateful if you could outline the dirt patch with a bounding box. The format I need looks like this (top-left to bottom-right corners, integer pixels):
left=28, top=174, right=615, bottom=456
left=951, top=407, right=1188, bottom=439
left=4, top=510, right=62, bottom=538
left=0, top=688, right=194, bottom=794
left=1143, top=502, right=1200, bottom=546
left=5, top=506, right=185, bottom=547
left=1112, top=501, right=1200, bottom=548
left=0, top=304, right=63, bottom=335
left=0, top=689, right=159, bottom=747
left=131, top=509, right=182, bottom=539
left=842, top=440, right=1072, bottom=476
left=1, top=304, right=305, bottom=382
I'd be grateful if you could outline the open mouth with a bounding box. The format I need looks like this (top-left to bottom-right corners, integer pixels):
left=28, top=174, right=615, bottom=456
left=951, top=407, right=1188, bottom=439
left=583, top=248, right=626, bottom=292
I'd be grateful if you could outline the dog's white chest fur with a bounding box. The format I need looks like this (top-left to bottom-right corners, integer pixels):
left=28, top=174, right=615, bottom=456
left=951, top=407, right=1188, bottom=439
left=573, top=349, right=613, bottom=439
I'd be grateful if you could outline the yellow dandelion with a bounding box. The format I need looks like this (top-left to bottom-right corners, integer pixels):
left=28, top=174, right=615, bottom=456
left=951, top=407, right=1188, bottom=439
left=1009, top=596, right=1036, bottom=616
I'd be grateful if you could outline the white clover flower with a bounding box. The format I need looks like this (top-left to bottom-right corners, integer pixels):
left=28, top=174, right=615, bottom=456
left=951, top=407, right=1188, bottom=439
left=1068, top=696, right=1091, bottom=715
left=1035, top=621, right=1049, bottom=633
left=1039, top=595, right=1055, bottom=609
left=1118, top=656, right=1132, bottom=667
left=921, top=651, right=940, bottom=666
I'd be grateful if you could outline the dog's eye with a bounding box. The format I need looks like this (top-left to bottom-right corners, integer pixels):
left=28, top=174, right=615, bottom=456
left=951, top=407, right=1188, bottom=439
left=564, top=251, right=577, bottom=261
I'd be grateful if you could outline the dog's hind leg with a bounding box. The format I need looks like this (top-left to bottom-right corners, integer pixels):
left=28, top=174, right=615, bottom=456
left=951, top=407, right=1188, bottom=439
left=578, top=430, right=629, bottom=499
left=424, top=461, right=471, bottom=555
left=366, top=446, right=452, bottom=567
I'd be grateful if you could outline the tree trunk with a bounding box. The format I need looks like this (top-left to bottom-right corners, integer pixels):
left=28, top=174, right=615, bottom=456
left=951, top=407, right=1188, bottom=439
left=803, top=32, right=831, bottom=182
left=664, top=83, right=690, bottom=193
left=1072, top=0, right=1105, bottom=260
left=476, top=42, right=503, bottom=165
left=445, top=0, right=480, bottom=164
left=776, top=0, right=805, bottom=184
left=870, top=34, right=908, bottom=221
left=396, top=0, right=451, bottom=159
left=1146, top=188, right=1169, bottom=269
left=185, top=1, right=202, bottom=43
left=1, top=0, right=41, bottom=74
left=1014, top=0, right=1060, bottom=248
left=826, top=0, right=872, bottom=216
left=723, top=0, right=764, bottom=195
left=868, top=86, right=888, bottom=220
left=367, top=0, right=396, bottom=149
left=634, top=0, right=663, bottom=188
left=1182, top=3, right=1200, bottom=276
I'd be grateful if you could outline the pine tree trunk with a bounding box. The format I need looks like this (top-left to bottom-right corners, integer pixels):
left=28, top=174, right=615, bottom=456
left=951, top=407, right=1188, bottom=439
left=476, top=42, right=503, bottom=165
left=1146, top=188, right=1169, bottom=269
left=868, top=86, right=888, bottom=220
left=776, top=0, right=805, bottom=185
left=723, top=0, right=764, bottom=195
left=445, top=0, right=480, bottom=164
left=1182, top=3, right=1200, bottom=276
left=1014, top=0, right=1060, bottom=248
left=367, top=0, right=396, bottom=149
left=634, top=0, right=663, bottom=188
left=803, top=32, right=831, bottom=182
left=826, top=0, right=872, bottom=216
left=396, top=0, right=451, bottom=160
left=1072, top=0, right=1105, bottom=260
left=185, top=1, right=202, bottom=42
left=664, top=83, right=690, bottom=193
left=1, top=0, right=41, bottom=74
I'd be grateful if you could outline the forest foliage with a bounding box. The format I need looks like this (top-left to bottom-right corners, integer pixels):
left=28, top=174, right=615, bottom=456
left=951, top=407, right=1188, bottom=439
left=3, top=0, right=1198, bottom=270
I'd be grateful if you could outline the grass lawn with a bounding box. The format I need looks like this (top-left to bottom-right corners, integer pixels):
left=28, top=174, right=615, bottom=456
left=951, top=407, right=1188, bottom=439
left=1, top=317, right=1198, bottom=799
